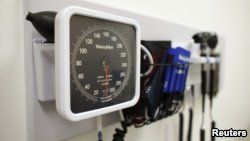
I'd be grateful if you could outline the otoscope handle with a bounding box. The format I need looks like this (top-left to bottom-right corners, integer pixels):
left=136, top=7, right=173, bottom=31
left=201, top=68, right=206, bottom=113
left=187, top=109, right=193, bottom=141
left=179, top=113, right=184, bottom=141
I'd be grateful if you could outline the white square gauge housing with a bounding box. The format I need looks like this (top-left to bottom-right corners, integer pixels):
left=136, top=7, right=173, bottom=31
left=55, top=6, right=141, bottom=121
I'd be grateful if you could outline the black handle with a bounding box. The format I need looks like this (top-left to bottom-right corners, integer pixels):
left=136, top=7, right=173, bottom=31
left=201, top=69, right=206, bottom=113
left=187, top=109, right=193, bottom=141
left=200, top=129, right=205, bottom=141
left=201, top=69, right=207, bottom=95
left=211, top=121, right=216, bottom=141
left=209, top=69, right=214, bottom=98
left=179, top=113, right=184, bottom=141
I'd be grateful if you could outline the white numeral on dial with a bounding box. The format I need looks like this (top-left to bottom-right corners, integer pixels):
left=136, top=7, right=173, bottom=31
left=85, top=38, right=93, bottom=44
left=120, top=52, right=126, bottom=58
left=76, top=60, right=82, bottom=66
left=117, top=43, right=123, bottom=48
left=79, top=48, right=87, bottom=54
left=120, top=72, right=126, bottom=77
left=111, top=36, right=117, bottom=41
left=110, top=87, right=115, bottom=93
left=116, top=81, right=122, bottom=86
left=94, top=33, right=101, bottom=38
left=78, top=73, right=84, bottom=79
left=122, top=63, right=127, bottom=67
left=103, top=32, right=109, bottom=37
left=94, top=90, right=99, bottom=95
left=85, top=84, right=90, bottom=89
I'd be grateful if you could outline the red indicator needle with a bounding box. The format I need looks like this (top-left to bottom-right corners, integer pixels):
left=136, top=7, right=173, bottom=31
left=105, top=64, right=109, bottom=94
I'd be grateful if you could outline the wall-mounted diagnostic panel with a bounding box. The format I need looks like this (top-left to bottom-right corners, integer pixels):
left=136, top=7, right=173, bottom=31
left=24, top=2, right=224, bottom=140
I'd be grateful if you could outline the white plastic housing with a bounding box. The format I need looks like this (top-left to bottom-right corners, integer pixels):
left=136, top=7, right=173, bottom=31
left=55, top=6, right=141, bottom=121
left=33, top=42, right=55, bottom=101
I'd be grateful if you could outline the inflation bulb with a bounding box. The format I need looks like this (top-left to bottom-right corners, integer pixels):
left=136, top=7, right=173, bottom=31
left=26, top=11, right=57, bottom=43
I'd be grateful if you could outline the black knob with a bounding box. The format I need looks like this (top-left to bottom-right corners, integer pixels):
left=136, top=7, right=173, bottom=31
left=192, top=32, right=211, bottom=43
left=192, top=32, right=218, bottom=49
left=207, top=34, right=218, bottom=49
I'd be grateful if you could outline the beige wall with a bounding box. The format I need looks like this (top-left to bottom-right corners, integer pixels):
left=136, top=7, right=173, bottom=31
left=0, top=0, right=26, bottom=141
left=0, top=0, right=250, bottom=141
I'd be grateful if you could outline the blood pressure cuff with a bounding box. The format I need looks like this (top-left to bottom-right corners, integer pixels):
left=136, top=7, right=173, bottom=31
left=141, top=41, right=171, bottom=121
left=122, top=40, right=171, bottom=127
left=123, top=42, right=191, bottom=127
left=161, top=47, right=190, bottom=117
left=144, top=50, right=169, bottom=120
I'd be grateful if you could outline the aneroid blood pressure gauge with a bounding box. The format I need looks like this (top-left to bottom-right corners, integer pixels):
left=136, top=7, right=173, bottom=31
left=55, top=6, right=141, bottom=121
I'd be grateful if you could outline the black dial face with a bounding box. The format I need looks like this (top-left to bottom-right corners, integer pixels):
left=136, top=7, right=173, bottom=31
left=70, top=15, right=136, bottom=113
left=71, top=27, right=132, bottom=102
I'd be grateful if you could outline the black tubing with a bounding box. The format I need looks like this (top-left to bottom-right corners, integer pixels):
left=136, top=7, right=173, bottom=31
left=187, top=109, right=193, bottom=141
left=200, top=129, right=205, bottom=141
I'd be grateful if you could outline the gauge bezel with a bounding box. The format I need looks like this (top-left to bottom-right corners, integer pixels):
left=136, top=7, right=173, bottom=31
left=55, top=6, right=141, bottom=121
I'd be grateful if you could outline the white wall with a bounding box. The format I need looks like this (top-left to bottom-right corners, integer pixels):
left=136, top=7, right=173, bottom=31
left=0, top=0, right=26, bottom=141
left=0, top=0, right=249, bottom=141
left=65, top=0, right=250, bottom=141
